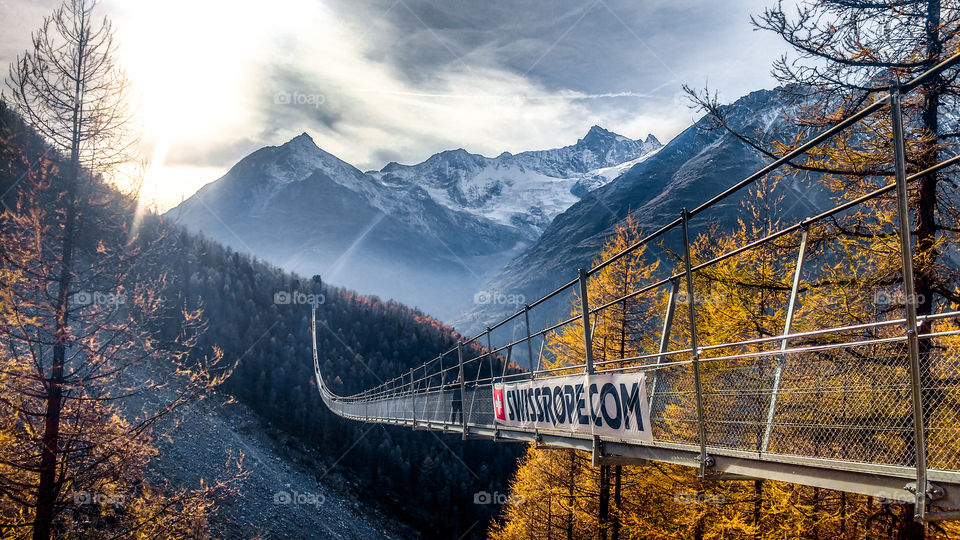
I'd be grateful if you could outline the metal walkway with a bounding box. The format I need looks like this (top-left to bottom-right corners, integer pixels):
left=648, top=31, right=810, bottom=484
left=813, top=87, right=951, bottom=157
left=313, top=53, right=960, bottom=523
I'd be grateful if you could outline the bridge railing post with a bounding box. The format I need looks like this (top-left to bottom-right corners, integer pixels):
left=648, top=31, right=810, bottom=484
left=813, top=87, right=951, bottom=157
left=499, top=345, right=512, bottom=382
left=579, top=268, right=595, bottom=375
left=433, top=355, right=444, bottom=426
left=523, top=304, right=539, bottom=440
left=536, top=332, right=546, bottom=373
left=410, top=367, right=416, bottom=427
left=761, top=226, right=807, bottom=453
left=891, top=85, right=929, bottom=520
left=649, top=279, right=679, bottom=409
left=486, top=329, right=494, bottom=384
left=487, top=329, right=499, bottom=439
left=681, top=208, right=711, bottom=477
left=468, top=361, right=483, bottom=430
left=579, top=268, right=602, bottom=463
left=458, top=340, right=468, bottom=438
left=524, top=305, right=535, bottom=379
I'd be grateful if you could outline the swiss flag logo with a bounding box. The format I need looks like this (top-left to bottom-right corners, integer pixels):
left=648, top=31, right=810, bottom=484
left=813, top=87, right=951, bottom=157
left=493, top=388, right=506, bottom=421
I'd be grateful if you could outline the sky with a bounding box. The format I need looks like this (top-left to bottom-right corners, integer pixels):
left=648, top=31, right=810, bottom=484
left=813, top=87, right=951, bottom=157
left=0, top=0, right=790, bottom=211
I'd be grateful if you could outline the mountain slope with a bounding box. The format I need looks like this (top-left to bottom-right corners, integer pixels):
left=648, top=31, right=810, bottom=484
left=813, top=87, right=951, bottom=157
left=455, top=89, right=830, bottom=334
left=123, top=363, right=412, bottom=540
left=166, top=128, right=658, bottom=321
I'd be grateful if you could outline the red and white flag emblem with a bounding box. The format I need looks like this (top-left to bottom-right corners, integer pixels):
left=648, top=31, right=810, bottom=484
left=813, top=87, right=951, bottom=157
left=493, top=388, right=506, bottom=421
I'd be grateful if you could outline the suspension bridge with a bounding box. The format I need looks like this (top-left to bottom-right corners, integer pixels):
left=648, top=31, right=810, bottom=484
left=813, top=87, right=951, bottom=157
left=313, top=53, right=960, bottom=523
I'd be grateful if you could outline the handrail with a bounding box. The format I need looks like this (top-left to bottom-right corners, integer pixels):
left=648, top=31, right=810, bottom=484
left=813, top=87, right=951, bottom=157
left=313, top=53, right=960, bottom=460
left=316, top=51, right=960, bottom=400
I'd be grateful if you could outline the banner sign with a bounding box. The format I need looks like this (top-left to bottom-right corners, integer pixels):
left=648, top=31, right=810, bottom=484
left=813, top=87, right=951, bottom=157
left=492, top=372, right=653, bottom=441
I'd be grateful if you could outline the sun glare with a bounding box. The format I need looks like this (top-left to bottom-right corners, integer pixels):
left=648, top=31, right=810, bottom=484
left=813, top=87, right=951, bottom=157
left=105, top=0, right=306, bottom=209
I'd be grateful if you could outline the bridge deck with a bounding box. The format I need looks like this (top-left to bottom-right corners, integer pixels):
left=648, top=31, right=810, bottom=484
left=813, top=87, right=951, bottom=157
left=315, top=316, right=960, bottom=514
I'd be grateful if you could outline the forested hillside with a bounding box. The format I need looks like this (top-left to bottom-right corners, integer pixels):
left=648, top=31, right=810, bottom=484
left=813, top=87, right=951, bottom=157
left=154, top=228, right=525, bottom=536
left=0, top=99, right=524, bottom=538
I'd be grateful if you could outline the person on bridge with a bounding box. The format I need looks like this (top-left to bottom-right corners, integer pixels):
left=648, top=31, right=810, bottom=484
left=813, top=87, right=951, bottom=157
left=450, top=375, right=463, bottom=424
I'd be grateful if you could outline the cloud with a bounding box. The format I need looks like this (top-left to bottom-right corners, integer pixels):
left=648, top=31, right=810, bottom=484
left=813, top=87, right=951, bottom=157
left=325, top=0, right=782, bottom=97
left=0, top=0, right=788, bottom=210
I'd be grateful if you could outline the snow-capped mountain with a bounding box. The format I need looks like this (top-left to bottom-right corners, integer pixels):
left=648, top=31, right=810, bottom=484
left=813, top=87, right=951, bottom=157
left=455, top=88, right=833, bottom=335
left=165, top=127, right=655, bottom=320
left=369, top=126, right=660, bottom=237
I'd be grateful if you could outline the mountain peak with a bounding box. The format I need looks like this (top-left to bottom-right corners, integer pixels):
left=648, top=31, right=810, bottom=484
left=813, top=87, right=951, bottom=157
left=430, top=148, right=483, bottom=168
left=581, top=125, right=611, bottom=142
left=283, top=132, right=318, bottom=149
left=644, top=134, right=662, bottom=148
left=381, top=161, right=403, bottom=173
left=586, top=125, right=609, bottom=137
left=579, top=125, right=627, bottom=149
left=230, top=131, right=369, bottom=191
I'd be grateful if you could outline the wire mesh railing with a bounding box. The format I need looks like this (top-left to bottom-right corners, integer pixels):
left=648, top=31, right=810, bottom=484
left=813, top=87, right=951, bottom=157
left=313, top=51, right=960, bottom=521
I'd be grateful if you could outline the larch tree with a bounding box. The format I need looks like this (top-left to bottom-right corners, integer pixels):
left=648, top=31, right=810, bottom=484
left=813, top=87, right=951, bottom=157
left=1, top=1, right=241, bottom=538
left=488, top=165, right=960, bottom=538
left=5, top=1, right=133, bottom=535
left=683, top=1, right=960, bottom=536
